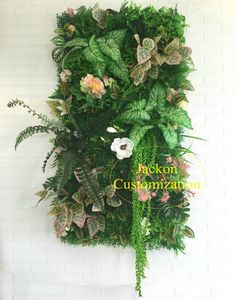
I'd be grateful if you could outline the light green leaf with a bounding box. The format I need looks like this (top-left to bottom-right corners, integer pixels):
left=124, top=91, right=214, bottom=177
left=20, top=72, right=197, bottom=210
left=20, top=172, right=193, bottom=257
left=62, top=37, right=88, bottom=50
left=51, top=36, right=65, bottom=46
left=164, top=38, right=180, bottom=54
left=104, top=29, right=127, bottom=47
left=126, top=99, right=146, bottom=111
left=137, top=45, right=151, bottom=64
left=98, top=38, right=122, bottom=62
left=129, top=125, right=153, bottom=148
left=107, top=59, right=129, bottom=83
left=119, top=109, right=150, bottom=124
left=106, top=195, right=122, bottom=207
left=159, top=124, right=178, bottom=149
left=164, top=108, right=193, bottom=129
left=142, top=38, right=155, bottom=51
left=146, top=84, right=166, bottom=113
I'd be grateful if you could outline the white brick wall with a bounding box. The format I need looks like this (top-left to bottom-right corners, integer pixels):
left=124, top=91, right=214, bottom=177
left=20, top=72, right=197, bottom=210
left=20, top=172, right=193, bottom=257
left=0, top=0, right=235, bottom=299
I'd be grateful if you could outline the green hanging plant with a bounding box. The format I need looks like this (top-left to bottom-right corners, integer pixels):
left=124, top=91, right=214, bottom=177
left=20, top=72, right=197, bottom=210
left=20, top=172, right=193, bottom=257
left=8, top=2, right=199, bottom=296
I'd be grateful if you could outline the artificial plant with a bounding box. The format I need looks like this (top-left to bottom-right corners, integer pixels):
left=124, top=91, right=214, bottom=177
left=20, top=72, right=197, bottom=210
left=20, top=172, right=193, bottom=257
left=8, top=3, right=196, bottom=296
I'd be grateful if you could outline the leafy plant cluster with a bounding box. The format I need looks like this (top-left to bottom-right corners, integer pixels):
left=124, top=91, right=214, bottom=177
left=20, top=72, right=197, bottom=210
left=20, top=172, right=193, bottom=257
left=8, top=2, right=196, bottom=296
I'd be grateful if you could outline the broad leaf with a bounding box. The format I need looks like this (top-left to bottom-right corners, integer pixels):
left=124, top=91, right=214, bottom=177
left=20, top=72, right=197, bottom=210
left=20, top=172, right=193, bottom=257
left=51, top=36, right=65, bottom=47
left=165, top=51, right=182, bottom=65
left=119, top=110, right=150, bottom=124
left=142, top=38, right=155, bottom=51
left=72, top=186, right=86, bottom=204
left=148, top=66, right=158, bottom=79
left=54, top=205, right=69, bottom=238
left=137, top=45, right=151, bottom=64
left=159, top=124, right=178, bottom=149
left=107, top=60, right=129, bottom=83
left=105, top=185, right=116, bottom=198
left=146, top=84, right=166, bottom=113
left=104, top=29, right=127, bottom=47
left=126, top=99, right=146, bottom=111
left=179, top=46, right=192, bottom=61
left=129, top=125, right=153, bottom=148
left=164, top=38, right=180, bottom=54
left=98, top=38, right=122, bottom=62
left=163, top=108, right=193, bottom=129
left=73, top=210, right=86, bottom=229
left=130, top=65, right=146, bottom=86
left=92, top=4, right=108, bottom=29
left=96, top=215, right=105, bottom=232
left=87, top=218, right=100, bottom=238
left=106, top=195, right=122, bottom=207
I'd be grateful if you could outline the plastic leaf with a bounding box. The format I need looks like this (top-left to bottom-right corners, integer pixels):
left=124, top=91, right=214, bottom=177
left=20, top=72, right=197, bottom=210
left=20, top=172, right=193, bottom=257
left=87, top=218, right=100, bottom=238
left=146, top=84, right=166, bottom=113
left=96, top=215, right=105, bottom=231
left=106, top=195, right=122, bottom=207
left=54, top=205, right=69, bottom=238
left=179, top=46, right=192, bottom=61
left=159, top=124, right=178, bottom=149
left=164, top=38, right=180, bottom=54
left=183, top=226, right=195, bottom=238
left=142, top=38, right=155, bottom=51
left=137, top=45, right=151, bottom=64
left=163, top=108, right=193, bottom=129
left=129, top=125, right=153, bottom=148
left=165, top=51, right=182, bottom=65
left=73, top=210, right=87, bottom=229
left=148, top=66, right=159, bottom=79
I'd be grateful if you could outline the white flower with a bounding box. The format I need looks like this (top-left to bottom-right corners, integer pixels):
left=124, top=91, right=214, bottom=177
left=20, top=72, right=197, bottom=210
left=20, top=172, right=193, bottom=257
left=106, top=127, right=117, bottom=133
left=59, top=69, right=72, bottom=82
left=110, top=138, right=134, bottom=160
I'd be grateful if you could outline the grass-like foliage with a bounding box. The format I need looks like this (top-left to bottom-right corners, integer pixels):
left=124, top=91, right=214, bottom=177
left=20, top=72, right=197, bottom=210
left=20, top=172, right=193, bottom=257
left=8, top=2, right=197, bottom=296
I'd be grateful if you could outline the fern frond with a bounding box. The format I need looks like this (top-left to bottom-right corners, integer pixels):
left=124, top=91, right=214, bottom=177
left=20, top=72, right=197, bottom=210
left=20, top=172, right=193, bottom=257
left=74, top=163, right=104, bottom=212
left=42, top=146, right=57, bottom=173
left=55, top=151, right=79, bottom=193
left=8, top=99, right=65, bottom=131
left=15, top=126, right=50, bottom=150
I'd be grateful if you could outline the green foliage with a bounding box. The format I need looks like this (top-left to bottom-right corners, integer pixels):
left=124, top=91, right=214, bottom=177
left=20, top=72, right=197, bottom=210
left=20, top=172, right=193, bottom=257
left=15, top=126, right=49, bottom=150
left=9, top=3, right=197, bottom=297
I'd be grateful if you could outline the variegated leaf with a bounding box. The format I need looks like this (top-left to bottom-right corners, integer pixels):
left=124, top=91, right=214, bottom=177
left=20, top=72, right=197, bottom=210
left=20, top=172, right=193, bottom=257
left=105, top=185, right=116, bottom=198
left=179, top=46, right=192, bottom=61
left=143, top=60, right=152, bottom=71
left=164, top=38, right=180, bottom=54
left=154, top=35, right=162, bottom=44
left=107, top=195, right=122, bottom=207
left=130, top=65, right=146, bottom=86
left=92, top=4, right=108, bottom=29
left=148, top=66, right=159, bottom=79
left=96, top=215, right=105, bottom=232
left=35, top=190, right=48, bottom=200
left=72, top=186, right=86, bottom=204
left=137, top=45, right=151, bottom=65
left=85, top=198, right=94, bottom=207
left=142, top=38, right=155, bottom=51
left=92, top=203, right=103, bottom=212
left=67, top=208, right=74, bottom=228
left=151, top=52, right=165, bottom=66
left=165, top=51, right=182, bottom=65
left=87, top=218, right=100, bottom=238
left=73, top=210, right=86, bottom=229
left=54, top=205, right=69, bottom=238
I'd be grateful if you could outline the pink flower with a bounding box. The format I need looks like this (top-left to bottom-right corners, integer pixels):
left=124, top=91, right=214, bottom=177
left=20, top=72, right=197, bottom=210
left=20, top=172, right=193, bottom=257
left=160, top=191, right=170, bottom=203
left=59, top=69, right=72, bottom=83
left=81, top=74, right=106, bottom=99
left=67, top=7, right=74, bottom=17
left=166, top=156, right=173, bottom=163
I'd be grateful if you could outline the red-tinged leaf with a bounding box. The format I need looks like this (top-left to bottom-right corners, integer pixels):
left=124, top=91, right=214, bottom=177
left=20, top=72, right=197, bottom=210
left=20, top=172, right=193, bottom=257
left=87, top=218, right=100, bottom=238
left=165, top=51, right=182, bottom=65
left=73, top=211, right=86, bottom=229
left=137, top=45, right=151, bottom=64
left=72, top=186, right=86, bottom=204
left=164, top=38, right=180, bottom=55
left=96, top=215, right=105, bottom=232
left=179, top=46, right=192, bottom=61
left=106, top=195, right=122, bottom=207
left=54, top=205, right=69, bottom=238
left=142, top=38, right=155, bottom=51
